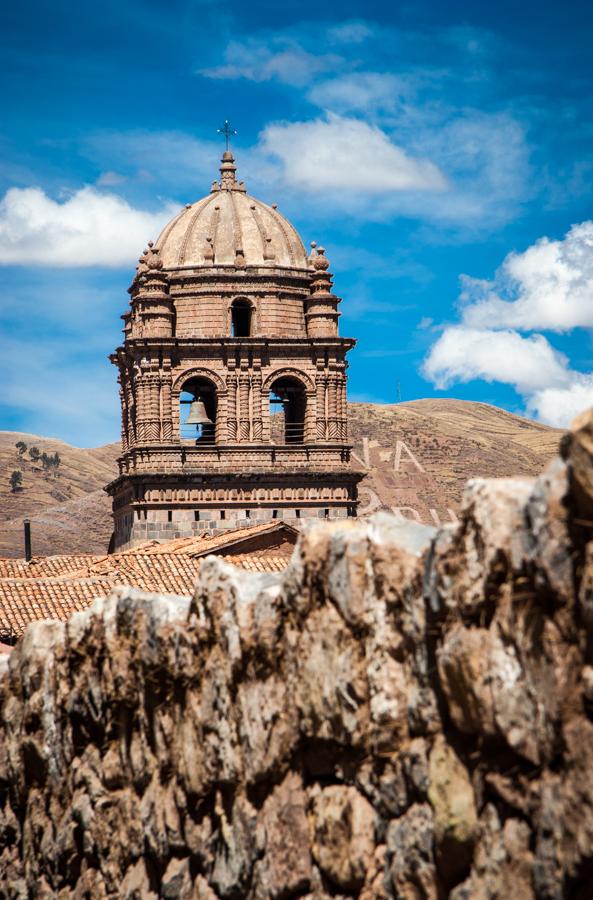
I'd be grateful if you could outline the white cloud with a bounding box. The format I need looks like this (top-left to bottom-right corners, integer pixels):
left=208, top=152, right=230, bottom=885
left=460, top=221, right=593, bottom=332
left=0, top=186, right=177, bottom=267
left=199, top=38, right=340, bottom=87
left=528, top=379, right=593, bottom=428
left=191, top=20, right=530, bottom=229
left=422, top=325, right=593, bottom=426
left=422, top=221, right=593, bottom=427
left=308, top=72, right=406, bottom=114
left=301, top=82, right=530, bottom=227
left=259, top=115, right=447, bottom=193
left=422, top=327, right=571, bottom=394
left=327, top=21, right=374, bottom=44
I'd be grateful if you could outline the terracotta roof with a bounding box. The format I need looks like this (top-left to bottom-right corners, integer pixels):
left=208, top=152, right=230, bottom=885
left=224, top=555, right=288, bottom=572
left=0, top=577, right=116, bottom=636
left=123, top=521, right=299, bottom=558
left=84, top=554, right=202, bottom=594
left=0, top=555, right=102, bottom=580
left=0, top=550, right=290, bottom=637
left=0, top=522, right=298, bottom=573
left=0, top=522, right=297, bottom=636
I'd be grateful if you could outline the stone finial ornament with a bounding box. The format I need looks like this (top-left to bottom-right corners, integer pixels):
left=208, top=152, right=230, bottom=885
left=313, top=246, right=330, bottom=271
left=219, top=150, right=238, bottom=190
left=136, top=247, right=149, bottom=277
left=307, top=243, right=340, bottom=338
left=145, top=242, right=163, bottom=271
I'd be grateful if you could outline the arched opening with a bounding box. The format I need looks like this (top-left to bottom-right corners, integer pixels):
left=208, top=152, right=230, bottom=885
left=269, top=376, right=306, bottom=444
left=180, top=376, right=217, bottom=444
left=231, top=298, right=252, bottom=337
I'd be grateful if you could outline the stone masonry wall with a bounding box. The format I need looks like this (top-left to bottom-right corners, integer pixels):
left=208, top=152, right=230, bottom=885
left=121, top=505, right=348, bottom=548
left=3, top=412, right=593, bottom=896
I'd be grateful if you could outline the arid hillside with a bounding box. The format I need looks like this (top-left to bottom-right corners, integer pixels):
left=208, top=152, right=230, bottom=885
left=0, top=432, right=119, bottom=519
left=348, top=399, right=561, bottom=526
left=0, top=400, right=562, bottom=557
left=0, top=433, right=119, bottom=558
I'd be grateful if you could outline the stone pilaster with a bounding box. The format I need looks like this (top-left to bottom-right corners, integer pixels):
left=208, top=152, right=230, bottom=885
left=126, top=372, right=137, bottom=447
left=160, top=366, right=173, bottom=441
left=251, top=371, right=263, bottom=441
left=328, top=374, right=340, bottom=440
left=239, top=373, right=250, bottom=441
left=316, top=374, right=328, bottom=440
left=135, top=368, right=148, bottom=443
left=338, top=373, right=348, bottom=440
left=215, top=391, right=227, bottom=444
left=305, top=391, right=317, bottom=443
left=118, top=375, right=128, bottom=452
left=145, top=373, right=161, bottom=442
left=226, top=373, right=238, bottom=442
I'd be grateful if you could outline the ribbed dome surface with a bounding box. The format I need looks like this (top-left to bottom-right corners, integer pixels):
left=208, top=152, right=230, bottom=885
left=154, top=152, right=308, bottom=271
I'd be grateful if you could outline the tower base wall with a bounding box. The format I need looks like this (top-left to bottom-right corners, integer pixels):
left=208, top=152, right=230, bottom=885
left=116, top=505, right=350, bottom=551
left=106, top=470, right=362, bottom=552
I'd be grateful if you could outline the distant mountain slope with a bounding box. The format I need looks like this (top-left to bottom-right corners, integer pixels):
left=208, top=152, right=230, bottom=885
left=0, top=431, right=119, bottom=523
left=0, top=401, right=562, bottom=557
left=347, top=400, right=561, bottom=526
left=0, top=491, right=114, bottom=558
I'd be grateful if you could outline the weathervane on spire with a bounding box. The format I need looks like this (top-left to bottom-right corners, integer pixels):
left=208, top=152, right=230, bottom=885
left=217, top=120, right=237, bottom=151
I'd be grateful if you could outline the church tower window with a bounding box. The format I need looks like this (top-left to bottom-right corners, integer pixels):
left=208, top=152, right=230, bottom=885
left=269, top=377, right=306, bottom=445
left=231, top=298, right=252, bottom=337
left=180, top=377, right=216, bottom=445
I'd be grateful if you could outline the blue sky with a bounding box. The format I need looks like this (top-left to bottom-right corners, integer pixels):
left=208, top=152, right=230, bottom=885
left=1, top=0, right=593, bottom=444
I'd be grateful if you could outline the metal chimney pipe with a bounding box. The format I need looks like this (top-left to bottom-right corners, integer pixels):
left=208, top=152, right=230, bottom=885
left=24, top=519, right=32, bottom=562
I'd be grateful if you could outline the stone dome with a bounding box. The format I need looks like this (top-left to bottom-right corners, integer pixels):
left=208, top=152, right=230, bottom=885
left=154, top=151, right=308, bottom=271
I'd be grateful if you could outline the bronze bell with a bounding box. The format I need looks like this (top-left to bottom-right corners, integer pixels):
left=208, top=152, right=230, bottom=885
left=186, top=398, right=213, bottom=426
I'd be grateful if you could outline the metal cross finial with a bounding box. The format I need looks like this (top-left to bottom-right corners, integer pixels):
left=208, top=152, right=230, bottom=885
left=218, top=120, right=237, bottom=151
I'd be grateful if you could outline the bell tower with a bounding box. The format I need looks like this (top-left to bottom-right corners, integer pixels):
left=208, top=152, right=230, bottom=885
left=106, top=149, right=363, bottom=549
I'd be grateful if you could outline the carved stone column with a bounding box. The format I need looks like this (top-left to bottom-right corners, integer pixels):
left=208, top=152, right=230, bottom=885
left=226, top=373, right=238, bottom=442
left=316, top=374, right=327, bottom=440
left=338, top=373, right=347, bottom=440
left=126, top=373, right=136, bottom=446
left=215, top=391, right=227, bottom=444
left=239, top=373, right=250, bottom=441
left=118, top=375, right=128, bottom=452
left=145, top=373, right=160, bottom=442
left=160, top=367, right=173, bottom=441
left=305, top=391, right=317, bottom=443
left=135, top=369, right=148, bottom=443
left=262, top=383, right=271, bottom=443
left=251, top=371, right=263, bottom=441
left=328, top=374, right=340, bottom=440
